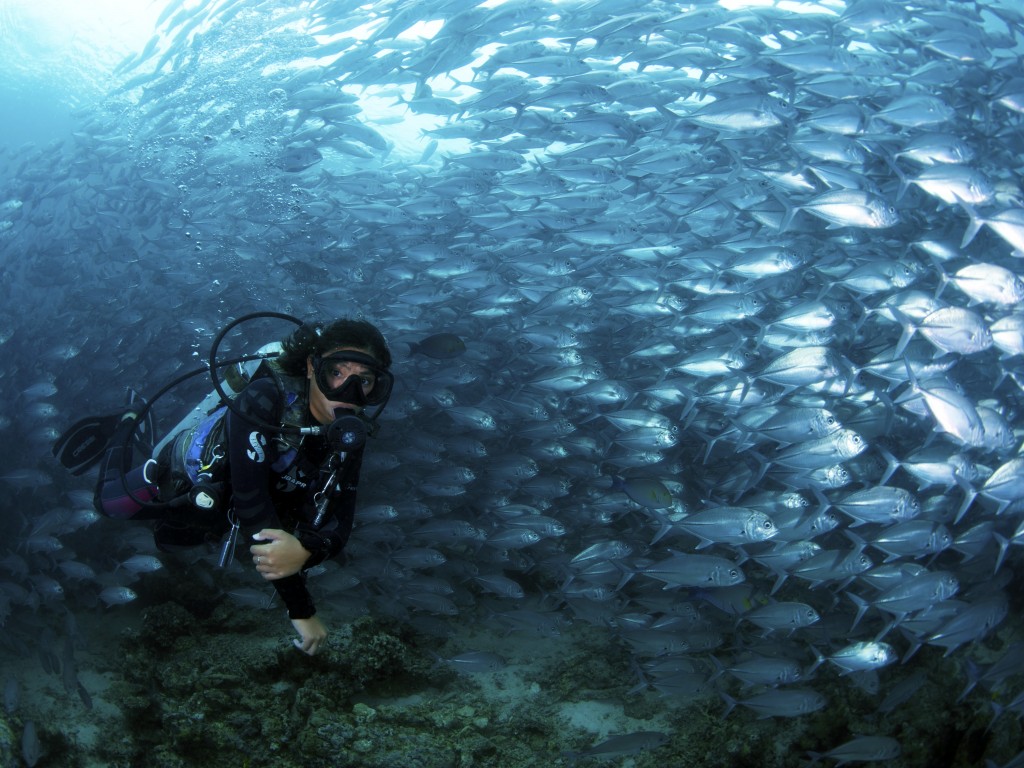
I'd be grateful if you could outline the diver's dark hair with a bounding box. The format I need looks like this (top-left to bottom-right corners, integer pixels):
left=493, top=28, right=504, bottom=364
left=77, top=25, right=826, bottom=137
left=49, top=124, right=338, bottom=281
left=275, top=318, right=392, bottom=377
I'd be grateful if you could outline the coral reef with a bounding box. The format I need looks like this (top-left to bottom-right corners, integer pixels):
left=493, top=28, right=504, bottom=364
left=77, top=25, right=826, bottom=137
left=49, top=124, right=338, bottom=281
left=5, top=564, right=1024, bottom=767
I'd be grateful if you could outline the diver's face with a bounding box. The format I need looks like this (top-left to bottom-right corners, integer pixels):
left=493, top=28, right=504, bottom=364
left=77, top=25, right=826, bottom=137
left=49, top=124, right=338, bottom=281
left=306, top=346, right=377, bottom=425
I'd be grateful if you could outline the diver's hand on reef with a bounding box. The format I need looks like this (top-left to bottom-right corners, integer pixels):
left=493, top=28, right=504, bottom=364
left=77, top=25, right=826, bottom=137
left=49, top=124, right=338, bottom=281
left=250, top=528, right=311, bottom=580
left=291, top=616, right=327, bottom=656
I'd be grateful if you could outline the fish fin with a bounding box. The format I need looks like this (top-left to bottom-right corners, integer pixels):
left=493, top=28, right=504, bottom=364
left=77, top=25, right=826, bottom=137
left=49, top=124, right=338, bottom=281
left=954, top=478, right=977, bottom=525
left=770, top=572, right=787, bottom=595
left=877, top=446, right=900, bottom=485
left=847, top=592, right=868, bottom=632
left=649, top=522, right=674, bottom=547
left=611, top=561, right=635, bottom=592
left=890, top=156, right=909, bottom=201
left=960, top=202, right=983, bottom=248
left=845, top=529, right=868, bottom=553
left=992, top=533, right=1009, bottom=575
left=720, top=692, right=737, bottom=718
left=889, top=306, right=918, bottom=358
left=931, top=260, right=952, bottom=302
left=807, top=645, right=825, bottom=676
left=873, top=617, right=899, bottom=643
left=900, top=636, right=922, bottom=664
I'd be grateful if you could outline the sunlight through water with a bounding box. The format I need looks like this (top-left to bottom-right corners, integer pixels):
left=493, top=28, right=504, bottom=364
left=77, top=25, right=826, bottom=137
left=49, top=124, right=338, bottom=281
left=0, top=0, right=162, bottom=145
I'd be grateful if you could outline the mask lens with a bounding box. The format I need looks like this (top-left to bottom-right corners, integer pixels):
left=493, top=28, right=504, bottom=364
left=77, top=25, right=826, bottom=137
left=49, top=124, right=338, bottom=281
left=332, top=374, right=370, bottom=406
left=314, top=352, right=392, bottom=406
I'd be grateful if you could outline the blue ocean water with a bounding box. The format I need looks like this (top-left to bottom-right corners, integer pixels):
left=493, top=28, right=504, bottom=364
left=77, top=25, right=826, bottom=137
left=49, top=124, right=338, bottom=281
left=2, top=1, right=1024, bottom=766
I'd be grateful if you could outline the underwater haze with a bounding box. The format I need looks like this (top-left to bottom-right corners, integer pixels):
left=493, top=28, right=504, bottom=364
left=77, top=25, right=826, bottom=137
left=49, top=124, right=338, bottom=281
left=2, top=0, right=1024, bottom=766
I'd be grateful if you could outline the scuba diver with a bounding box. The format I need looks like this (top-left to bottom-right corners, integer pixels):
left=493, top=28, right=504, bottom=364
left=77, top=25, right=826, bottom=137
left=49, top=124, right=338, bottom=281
left=52, top=314, right=394, bottom=656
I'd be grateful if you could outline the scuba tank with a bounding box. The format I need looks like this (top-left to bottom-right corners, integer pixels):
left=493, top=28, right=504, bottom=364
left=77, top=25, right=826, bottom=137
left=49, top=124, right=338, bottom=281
left=152, top=342, right=282, bottom=458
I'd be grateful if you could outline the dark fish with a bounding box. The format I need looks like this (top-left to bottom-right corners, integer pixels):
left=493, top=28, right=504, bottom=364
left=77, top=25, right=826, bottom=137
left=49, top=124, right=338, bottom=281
left=610, top=475, right=673, bottom=508
left=725, top=688, right=826, bottom=718
left=98, top=587, right=137, bottom=606
left=808, top=735, right=901, bottom=765
left=22, top=720, right=40, bottom=767
left=742, top=601, right=821, bottom=635
left=408, top=333, right=467, bottom=359
left=436, top=650, right=506, bottom=674
left=276, top=146, right=322, bottom=172
left=226, top=588, right=276, bottom=609
left=77, top=681, right=93, bottom=710
left=3, top=677, right=19, bottom=714
left=562, top=730, right=669, bottom=763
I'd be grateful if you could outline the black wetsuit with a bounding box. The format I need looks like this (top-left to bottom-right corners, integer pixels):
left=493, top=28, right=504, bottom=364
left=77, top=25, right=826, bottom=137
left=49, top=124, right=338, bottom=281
left=226, top=375, right=360, bottom=618
left=96, top=373, right=362, bottom=620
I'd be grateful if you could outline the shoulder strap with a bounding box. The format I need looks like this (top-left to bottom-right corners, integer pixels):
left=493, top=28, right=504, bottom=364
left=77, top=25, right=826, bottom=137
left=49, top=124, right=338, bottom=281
left=258, top=365, right=310, bottom=449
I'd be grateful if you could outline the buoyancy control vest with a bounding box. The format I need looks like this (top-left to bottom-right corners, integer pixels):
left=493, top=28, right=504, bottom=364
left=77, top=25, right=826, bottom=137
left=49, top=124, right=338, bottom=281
left=155, top=343, right=311, bottom=502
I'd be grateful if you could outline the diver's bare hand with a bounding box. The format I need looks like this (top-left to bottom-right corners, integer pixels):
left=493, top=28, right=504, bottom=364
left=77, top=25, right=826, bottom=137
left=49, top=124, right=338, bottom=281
left=291, top=616, right=327, bottom=656
left=250, top=528, right=311, bottom=579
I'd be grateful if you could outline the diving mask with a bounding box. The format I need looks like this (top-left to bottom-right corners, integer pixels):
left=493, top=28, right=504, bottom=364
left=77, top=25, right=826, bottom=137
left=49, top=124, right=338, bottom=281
left=312, top=350, right=393, bottom=407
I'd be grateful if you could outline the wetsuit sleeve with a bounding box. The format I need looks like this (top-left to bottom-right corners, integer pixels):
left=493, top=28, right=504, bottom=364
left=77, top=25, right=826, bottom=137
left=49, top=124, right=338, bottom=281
left=226, top=379, right=317, bottom=619
left=273, top=574, right=316, bottom=619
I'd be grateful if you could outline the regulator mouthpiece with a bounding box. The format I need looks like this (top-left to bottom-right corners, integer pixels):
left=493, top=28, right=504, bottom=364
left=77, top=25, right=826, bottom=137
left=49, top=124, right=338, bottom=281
left=326, top=410, right=367, bottom=453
